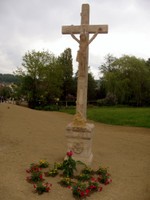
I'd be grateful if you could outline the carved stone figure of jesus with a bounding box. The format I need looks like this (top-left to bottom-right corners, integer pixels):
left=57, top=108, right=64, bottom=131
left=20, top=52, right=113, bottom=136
left=76, top=32, right=87, bottom=76
left=71, top=27, right=102, bottom=77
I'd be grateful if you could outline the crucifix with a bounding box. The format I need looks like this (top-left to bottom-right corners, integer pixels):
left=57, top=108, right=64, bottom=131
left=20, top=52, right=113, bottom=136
left=62, top=4, right=108, bottom=165
left=62, top=4, right=108, bottom=121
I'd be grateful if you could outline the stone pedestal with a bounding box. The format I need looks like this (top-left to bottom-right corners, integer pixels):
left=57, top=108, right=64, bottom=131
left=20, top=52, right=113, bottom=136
left=66, top=114, right=94, bottom=166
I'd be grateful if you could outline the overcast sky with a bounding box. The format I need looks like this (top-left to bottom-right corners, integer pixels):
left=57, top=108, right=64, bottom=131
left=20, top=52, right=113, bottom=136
left=0, top=0, right=150, bottom=78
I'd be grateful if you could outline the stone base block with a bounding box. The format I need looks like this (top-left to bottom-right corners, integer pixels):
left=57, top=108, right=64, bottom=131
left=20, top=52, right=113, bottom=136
left=66, top=122, right=94, bottom=166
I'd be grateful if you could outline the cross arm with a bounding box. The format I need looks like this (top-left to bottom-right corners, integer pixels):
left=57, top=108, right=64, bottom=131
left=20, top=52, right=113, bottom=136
left=62, top=24, right=108, bottom=34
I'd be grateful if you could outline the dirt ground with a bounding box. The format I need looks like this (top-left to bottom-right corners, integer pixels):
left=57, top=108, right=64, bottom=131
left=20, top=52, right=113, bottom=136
left=0, top=103, right=150, bottom=200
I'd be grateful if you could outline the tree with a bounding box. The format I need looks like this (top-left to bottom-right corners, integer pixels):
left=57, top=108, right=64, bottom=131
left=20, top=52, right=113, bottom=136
left=99, top=54, right=117, bottom=74
left=0, top=74, right=19, bottom=84
left=41, top=60, right=63, bottom=104
left=58, top=48, right=74, bottom=105
left=113, top=55, right=150, bottom=106
left=17, top=50, right=63, bottom=108
left=0, top=85, right=12, bottom=101
left=99, top=55, right=150, bottom=106
left=87, top=72, right=97, bottom=102
left=96, top=78, right=106, bottom=99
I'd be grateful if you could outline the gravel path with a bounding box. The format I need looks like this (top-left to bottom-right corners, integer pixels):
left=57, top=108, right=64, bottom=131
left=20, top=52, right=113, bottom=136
left=0, top=103, right=150, bottom=200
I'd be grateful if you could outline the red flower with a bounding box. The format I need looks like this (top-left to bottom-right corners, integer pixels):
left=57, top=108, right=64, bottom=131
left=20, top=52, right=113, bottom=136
left=39, top=174, right=43, bottom=180
left=80, top=191, right=85, bottom=197
left=26, top=169, right=30, bottom=173
left=33, top=184, right=37, bottom=189
left=85, top=189, right=90, bottom=196
left=99, top=186, right=103, bottom=192
left=67, top=151, right=73, bottom=157
left=91, top=177, right=97, bottom=182
left=97, top=175, right=102, bottom=181
left=105, top=181, right=108, bottom=185
left=45, top=187, right=50, bottom=192
left=44, top=182, right=52, bottom=191
left=105, top=179, right=112, bottom=185
left=89, top=185, right=96, bottom=189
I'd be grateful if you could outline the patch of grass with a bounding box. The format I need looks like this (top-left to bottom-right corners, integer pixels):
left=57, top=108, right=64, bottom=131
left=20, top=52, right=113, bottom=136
left=60, top=106, right=76, bottom=115
left=60, top=106, right=150, bottom=128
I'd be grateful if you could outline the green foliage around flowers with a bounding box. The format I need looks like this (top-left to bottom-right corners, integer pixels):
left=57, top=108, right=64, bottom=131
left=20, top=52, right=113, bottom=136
left=44, top=168, right=58, bottom=177
left=26, top=163, right=44, bottom=183
left=96, top=166, right=111, bottom=184
left=59, top=177, right=73, bottom=187
left=34, top=182, right=52, bottom=194
left=77, top=173, right=91, bottom=181
left=38, top=160, right=49, bottom=168
left=72, top=182, right=88, bottom=198
left=81, top=166, right=94, bottom=175
left=25, top=151, right=112, bottom=198
left=54, top=162, right=64, bottom=170
left=62, top=151, right=77, bottom=177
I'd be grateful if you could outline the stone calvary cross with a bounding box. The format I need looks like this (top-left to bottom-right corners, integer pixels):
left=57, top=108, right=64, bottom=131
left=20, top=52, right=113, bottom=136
left=62, top=4, right=108, bottom=120
left=62, top=4, right=108, bottom=165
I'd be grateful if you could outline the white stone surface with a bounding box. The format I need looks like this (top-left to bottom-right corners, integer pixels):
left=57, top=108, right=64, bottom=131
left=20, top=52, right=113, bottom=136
left=66, top=122, right=94, bottom=165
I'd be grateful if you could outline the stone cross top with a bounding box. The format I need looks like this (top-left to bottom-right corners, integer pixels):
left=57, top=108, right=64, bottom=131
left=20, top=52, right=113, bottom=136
left=62, top=4, right=108, bottom=120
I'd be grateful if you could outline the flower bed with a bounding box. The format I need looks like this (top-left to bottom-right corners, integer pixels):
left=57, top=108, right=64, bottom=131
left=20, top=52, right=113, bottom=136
left=26, top=152, right=112, bottom=198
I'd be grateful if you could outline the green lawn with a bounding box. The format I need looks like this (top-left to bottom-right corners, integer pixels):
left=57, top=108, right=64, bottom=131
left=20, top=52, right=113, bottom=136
left=60, top=106, right=150, bottom=128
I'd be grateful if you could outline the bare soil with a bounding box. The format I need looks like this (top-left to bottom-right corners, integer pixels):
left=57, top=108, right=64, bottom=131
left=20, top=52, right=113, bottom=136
left=0, top=103, right=150, bottom=200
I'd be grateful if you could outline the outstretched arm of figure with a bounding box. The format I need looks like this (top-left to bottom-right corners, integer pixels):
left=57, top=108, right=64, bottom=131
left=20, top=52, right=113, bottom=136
left=71, top=33, right=80, bottom=43
left=88, top=28, right=101, bottom=45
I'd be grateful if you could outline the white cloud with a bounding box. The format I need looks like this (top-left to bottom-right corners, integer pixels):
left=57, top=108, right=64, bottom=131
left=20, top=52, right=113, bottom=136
left=0, top=51, right=16, bottom=73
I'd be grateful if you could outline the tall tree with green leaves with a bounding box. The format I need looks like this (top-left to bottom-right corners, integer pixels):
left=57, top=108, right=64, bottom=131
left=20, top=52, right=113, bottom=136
left=58, top=48, right=74, bottom=105
left=18, top=50, right=63, bottom=108
left=100, top=55, right=150, bottom=106
left=0, top=85, right=12, bottom=100
left=113, top=55, right=150, bottom=105
left=87, top=71, right=97, bottom=102
left=99, top=54, right=117, bottom=74
left=41, top=59, right=63, bottom=104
